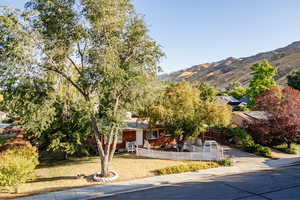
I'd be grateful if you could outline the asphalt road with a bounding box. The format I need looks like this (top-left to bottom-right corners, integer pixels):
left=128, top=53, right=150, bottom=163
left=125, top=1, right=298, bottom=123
left=92, top=165, right=300, bottom=200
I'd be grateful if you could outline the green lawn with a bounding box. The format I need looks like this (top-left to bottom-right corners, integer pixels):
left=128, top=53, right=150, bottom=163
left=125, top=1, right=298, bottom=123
left=0, top=154, right=217, bottom=199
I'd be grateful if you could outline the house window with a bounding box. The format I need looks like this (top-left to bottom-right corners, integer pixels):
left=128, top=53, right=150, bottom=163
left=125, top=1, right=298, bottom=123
left=147, top=130, right=159, bottom=140
left=165, top=130, right=172, bottom=136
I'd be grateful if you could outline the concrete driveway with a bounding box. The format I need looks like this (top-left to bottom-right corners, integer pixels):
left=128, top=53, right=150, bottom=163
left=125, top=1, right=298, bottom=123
left=92, top=165, right=300, bottom=200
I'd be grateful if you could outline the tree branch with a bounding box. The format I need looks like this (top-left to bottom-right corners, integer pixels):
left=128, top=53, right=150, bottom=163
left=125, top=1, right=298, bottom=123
left=91, top=116, right=105, bottom=157
left=43, top=65, right=88, bottom=100
left=105, top=95, right=121, bottom=155
left=109, top=130, right=118, bottom=162
left=67, top=56, right=83, bottom=77
left=78, top=42, right=87, bottom=70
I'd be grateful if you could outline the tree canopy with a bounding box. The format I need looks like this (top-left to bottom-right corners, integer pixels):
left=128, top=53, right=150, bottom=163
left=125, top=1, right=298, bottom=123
left=226, top=81, right=246, bottom=100
left=194, top=82, right=218, bottom=102
left=0, top=0, right=163, bottom=177
left=250, top=86, right=300, bottom=148
left=141, top=82, right=232, bottom=151
left=246, top=60, right=277, bottom=107
left=287, top=70, right=300, bottom=91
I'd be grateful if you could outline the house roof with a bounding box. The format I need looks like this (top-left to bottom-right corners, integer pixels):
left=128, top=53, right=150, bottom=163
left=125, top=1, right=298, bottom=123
left=240, top=97, right=250, bottom=103
left=233, top=111, right=269, bottom=121
left=215, top=96, right=239, bottom=105
left=244, top=111, right=269, bottom=120
left=122, top=118, right=149, bottom=130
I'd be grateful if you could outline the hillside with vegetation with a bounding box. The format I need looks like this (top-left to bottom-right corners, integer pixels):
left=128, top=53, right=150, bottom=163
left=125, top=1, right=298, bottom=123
left=160, top=41, right=300, bottom=88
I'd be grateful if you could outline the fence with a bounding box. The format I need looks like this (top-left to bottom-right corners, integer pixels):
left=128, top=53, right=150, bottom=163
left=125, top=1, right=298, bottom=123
left=136, top=147, right=223, bottom=161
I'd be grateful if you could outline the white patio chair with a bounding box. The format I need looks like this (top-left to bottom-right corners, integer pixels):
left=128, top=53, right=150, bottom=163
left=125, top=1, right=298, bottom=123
left=126, top=141, right=136, bottom=153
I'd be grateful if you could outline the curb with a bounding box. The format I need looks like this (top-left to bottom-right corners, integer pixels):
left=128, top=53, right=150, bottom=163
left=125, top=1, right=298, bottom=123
left=83, top=183, right=168, bottom=200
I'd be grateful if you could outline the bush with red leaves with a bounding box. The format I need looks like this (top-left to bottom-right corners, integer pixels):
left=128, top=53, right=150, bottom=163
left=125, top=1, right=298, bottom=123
left=0, top=128, right=36, bottom=152
left=247, top=86, right=300, bottom=148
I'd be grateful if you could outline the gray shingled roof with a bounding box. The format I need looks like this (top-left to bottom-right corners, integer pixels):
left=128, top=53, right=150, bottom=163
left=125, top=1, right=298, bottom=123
left=122, top=119, right=149, bottom=130
left=244, top=111, right=269, bottom=120
left=215, top=96, right=239, bottom=105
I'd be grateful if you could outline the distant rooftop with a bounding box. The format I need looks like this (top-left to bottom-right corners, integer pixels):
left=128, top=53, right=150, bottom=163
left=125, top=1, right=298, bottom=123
left=122, top=118, right=149, bottom=130
left=244, top=111, right=269, bottom=120
left=215, top=96, right=239, bottom=105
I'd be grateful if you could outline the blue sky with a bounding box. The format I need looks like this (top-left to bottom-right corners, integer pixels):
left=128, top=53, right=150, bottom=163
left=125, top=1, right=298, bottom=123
left=2, top=0, right=300, bottom=73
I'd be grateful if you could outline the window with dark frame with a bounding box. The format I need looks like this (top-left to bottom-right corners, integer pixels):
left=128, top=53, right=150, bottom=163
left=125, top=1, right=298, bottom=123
left=165, top=130, right=172, bottom=136
left=147, top=130, right=159, bottom=140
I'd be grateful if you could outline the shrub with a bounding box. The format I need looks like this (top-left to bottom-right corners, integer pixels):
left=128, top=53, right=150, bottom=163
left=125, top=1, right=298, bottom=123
left=257, top=146, right=272, bottom=157
left=156, top=162, right=220, bottom=175
left=244, top=143, right=271, bottom=157
left=218, top=159, right=233, bottom=166
left=229, top=127, right=272, bottom=157
left=229, top=127, right=254, bottom=148
left=0, top=146, right=39, bottom=191
left=244, top=143, right=260, bottom=153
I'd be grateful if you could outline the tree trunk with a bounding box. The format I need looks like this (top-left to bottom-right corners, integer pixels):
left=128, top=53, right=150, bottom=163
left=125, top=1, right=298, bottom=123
left=109, top=132, right=118, bottom=162
left=176, top=136, right=186, bottom=152
left=101, top=155, right=109, bottom=177
left=177, top=141, right=184, bottom=152
left=90, top=116, right=109, bottom=177
left=287, top=142, right=291, bottom=149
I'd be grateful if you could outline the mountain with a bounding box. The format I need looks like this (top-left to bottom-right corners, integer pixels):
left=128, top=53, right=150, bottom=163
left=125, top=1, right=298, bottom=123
left=160, top=41, right=300, bottom=89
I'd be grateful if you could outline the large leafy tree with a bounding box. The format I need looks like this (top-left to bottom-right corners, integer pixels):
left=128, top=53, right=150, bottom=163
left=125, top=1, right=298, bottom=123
left=287, top=70, right=300, bottom=91
left=250, top=86, right=300, bottom=148
left=246, top=60, right=277, bottom=107
left=226, top=81, right=246, bottom=100
left=0, top=0, right=163, bottom=177
left=142, top=82, right=231, bottom=151
left=194, top=82, right=217, bottom=102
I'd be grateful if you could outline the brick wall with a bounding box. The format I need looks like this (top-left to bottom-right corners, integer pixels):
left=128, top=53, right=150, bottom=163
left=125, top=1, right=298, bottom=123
left=117, top=130, right=136, bottom=149
left=117, top=129, right=176, bottom=150
left=144, top=129, right=176, bottom=148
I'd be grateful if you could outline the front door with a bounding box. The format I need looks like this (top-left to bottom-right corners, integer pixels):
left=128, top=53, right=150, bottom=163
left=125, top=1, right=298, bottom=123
left=136, top=130, right=143, bottom=146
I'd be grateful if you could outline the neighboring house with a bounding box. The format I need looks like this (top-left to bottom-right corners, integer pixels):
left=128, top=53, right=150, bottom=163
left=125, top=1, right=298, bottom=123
left=239, top=97, right=250, bottom=104
left=116, top=118, right=175, bottom=152
left=232, top=111, right=269, bottom=127
left=215, top=96, right=250, bottom=108
left=215, top=96, right=240, bottom=106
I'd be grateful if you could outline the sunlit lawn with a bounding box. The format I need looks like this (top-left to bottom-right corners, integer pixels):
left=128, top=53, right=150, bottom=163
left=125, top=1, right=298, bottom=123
left=1, top=154, right=201, bottom=199
left=273, top=143, right=300, bottom=155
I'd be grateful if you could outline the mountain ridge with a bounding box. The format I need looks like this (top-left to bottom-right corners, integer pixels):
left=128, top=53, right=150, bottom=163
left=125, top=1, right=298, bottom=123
left=160, top=41, right=300, bottom=88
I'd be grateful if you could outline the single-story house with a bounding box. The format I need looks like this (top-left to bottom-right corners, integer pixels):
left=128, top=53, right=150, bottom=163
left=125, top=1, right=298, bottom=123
left=215, top=96, right=250, bottom=107
left=215, top=96, right=240, bottom=106
left=116, top=118, right=176, bottom=152
left=232, top=111, right=269, bottom=127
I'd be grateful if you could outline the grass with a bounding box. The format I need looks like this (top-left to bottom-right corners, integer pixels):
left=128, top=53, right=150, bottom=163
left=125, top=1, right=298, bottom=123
left=273, top=143, right=300, bottom=154
left=0, top=154, right=210, bottom=199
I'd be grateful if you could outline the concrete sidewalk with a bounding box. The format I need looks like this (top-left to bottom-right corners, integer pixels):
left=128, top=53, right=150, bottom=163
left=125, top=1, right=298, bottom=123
left=15, top=154, right=300, bottom=200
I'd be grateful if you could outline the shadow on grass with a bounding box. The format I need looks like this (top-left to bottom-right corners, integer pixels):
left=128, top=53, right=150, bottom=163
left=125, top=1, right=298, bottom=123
left=37, top=157, right=98, bottom=169
left=29, top=176, right=79, bottom=183
left=115, top=153, right=152, bottom=160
